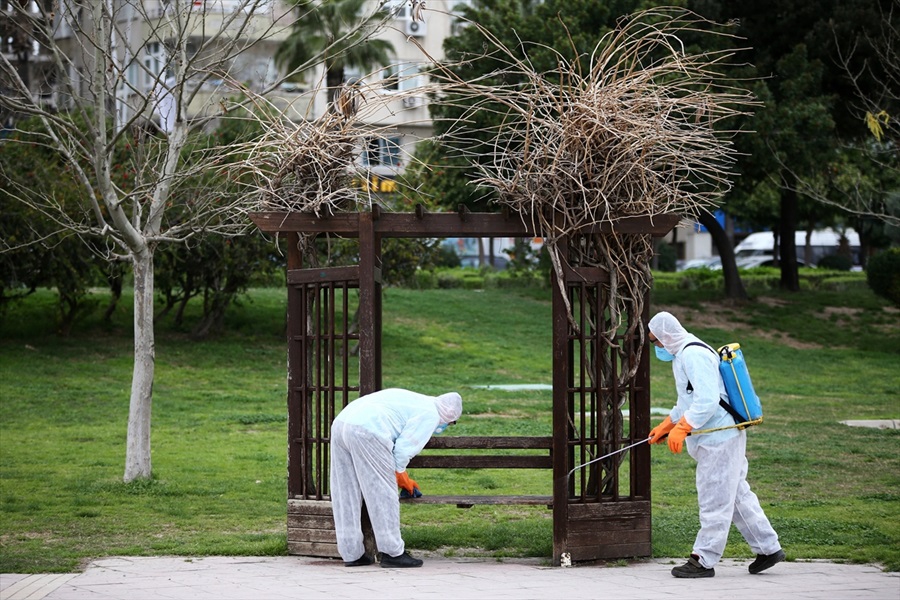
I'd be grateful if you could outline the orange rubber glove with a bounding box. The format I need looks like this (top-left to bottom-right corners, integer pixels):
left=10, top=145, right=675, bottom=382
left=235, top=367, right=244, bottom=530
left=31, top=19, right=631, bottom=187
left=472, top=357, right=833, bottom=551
left=667, top=419, right=693, bottom=454
left=648, top=416, right=675, bottom=444
left=395, top=471, right=419, bottom=495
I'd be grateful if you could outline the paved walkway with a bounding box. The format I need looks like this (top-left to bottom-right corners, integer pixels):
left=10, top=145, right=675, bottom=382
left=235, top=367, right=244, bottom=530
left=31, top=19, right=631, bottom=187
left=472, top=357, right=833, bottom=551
left=1, top=556, right=897, bottom=600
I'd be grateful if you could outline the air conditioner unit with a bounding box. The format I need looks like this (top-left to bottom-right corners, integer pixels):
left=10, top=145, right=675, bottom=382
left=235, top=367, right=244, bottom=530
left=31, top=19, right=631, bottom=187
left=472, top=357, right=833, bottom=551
left=404, top=20, right=427, bottom=37
left=401, top=96, right=421, bottom=108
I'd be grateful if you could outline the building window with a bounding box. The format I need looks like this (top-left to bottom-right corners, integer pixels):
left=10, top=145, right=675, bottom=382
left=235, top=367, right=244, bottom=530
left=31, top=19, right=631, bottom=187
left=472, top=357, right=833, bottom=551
left=364, top=136, right=402, bottom=167
left=143, top=42, right=166, bottom=89
left=191, top=0, right=261, bottom=12
left=382, top=62, right=419, bottom=92
left=343, top=67, right=361, bottom=83
left=126, top=61, right=138, bottom=89
left=384, top=0, right=409, bottom=19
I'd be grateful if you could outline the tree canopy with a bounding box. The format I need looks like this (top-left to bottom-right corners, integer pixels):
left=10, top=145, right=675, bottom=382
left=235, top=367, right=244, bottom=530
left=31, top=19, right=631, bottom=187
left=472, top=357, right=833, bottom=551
left=275, top=0, right=395, bottom=106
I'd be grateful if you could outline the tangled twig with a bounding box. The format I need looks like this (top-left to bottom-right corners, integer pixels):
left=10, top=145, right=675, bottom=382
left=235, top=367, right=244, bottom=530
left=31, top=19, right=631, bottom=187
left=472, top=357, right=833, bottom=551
left=426, top=7, right=757, bottom=492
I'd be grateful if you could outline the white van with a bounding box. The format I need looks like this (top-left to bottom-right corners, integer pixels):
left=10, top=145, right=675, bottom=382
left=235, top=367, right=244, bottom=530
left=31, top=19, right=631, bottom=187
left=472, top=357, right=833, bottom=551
left=733, top=228, right=860, bottom=268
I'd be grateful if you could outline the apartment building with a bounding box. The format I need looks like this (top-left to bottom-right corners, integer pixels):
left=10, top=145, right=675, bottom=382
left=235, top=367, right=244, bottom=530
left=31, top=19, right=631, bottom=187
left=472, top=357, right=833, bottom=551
left=5, top=1, right=461, bottom=134
left=334, top=1, right=471, bottom=189
left=0, top=0, right=56, bottom=123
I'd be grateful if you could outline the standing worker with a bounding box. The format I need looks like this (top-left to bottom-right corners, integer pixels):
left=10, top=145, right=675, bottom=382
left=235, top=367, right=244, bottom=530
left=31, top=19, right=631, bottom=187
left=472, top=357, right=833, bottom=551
left=647, top=311, right=784, bottom=578
left=330, top=388, right=463, bottom=568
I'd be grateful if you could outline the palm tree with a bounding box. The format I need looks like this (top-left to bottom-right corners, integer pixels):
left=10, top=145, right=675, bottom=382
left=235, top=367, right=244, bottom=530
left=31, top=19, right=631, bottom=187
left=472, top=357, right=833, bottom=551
left=276, top=0, right=395, bottom=109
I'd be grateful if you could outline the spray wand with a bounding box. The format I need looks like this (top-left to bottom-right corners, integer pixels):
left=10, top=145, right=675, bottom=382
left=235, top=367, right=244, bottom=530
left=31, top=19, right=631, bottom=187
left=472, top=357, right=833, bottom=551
left=565, top=437, right=651, bottom=482
left=565, top=427, right=710, bottom=482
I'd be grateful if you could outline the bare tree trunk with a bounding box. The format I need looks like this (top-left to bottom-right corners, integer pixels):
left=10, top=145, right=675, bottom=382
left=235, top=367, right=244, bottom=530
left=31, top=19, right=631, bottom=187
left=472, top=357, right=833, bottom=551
left=804, top=226, right=814, bottom=267
left=698, top=211, right=747, bottom=300
left=103, top=265, right=124, bottom=322
left=725, top=212, right=735, bottom=247
left=779, top=187, right=800, bottom=292
left=124, top=248, right=155, bottom=482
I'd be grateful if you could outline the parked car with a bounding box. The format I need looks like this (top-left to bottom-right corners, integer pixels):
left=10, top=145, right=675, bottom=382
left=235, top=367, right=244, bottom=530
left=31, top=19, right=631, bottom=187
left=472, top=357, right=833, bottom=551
left=678, top=255, right=809, bottom=271
left=734, top=256, right=809, bottom=269
left=733, top=228, right=859, bottom=268
left=678, top=227, right=857, bottom=271
left=677, top=257, right=721, bottom=271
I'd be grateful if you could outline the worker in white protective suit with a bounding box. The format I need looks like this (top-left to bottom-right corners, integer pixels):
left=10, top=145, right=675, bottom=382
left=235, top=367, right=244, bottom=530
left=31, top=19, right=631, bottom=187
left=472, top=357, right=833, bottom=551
left=647, top=312, right=784, bottom=579
left=330, top=388, right=463, bottom=568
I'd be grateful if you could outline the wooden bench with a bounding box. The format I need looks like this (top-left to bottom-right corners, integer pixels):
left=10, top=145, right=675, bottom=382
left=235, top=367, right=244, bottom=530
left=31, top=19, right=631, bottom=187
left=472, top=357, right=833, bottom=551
left=403, top=436, right=554, bottom=508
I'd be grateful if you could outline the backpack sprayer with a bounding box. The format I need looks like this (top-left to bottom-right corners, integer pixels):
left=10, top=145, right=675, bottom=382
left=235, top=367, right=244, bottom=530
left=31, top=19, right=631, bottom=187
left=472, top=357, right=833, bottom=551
left=691, top=343, right=764, bottom=434
left=566, top=342, right=764, bottom=481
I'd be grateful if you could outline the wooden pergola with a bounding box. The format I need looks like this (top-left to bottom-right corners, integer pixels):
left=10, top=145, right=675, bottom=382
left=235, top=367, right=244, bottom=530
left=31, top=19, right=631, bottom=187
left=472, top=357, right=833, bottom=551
left=251, top=207, right=678, bottom=565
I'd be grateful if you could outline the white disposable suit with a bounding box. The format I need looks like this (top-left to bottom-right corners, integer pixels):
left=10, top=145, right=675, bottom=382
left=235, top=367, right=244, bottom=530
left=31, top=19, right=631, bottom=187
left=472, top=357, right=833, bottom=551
left=330, top=388, right=462, bottom=562
left=648, top=312, right=781, bottom=569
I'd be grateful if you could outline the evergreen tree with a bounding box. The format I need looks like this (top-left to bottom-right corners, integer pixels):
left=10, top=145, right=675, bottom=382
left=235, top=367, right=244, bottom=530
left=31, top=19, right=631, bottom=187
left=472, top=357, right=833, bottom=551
left=276, top=0, right=395, bottom=107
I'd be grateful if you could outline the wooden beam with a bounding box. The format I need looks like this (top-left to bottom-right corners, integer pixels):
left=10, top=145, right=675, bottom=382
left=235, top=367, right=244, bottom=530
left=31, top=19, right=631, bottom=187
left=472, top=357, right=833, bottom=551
left=423, top=436, right=553, bottom=450
left=399, top=495, right=553, bottom=508
left=250, top=211, right=680, bottom=238
left=407, top=455, right=552, bottom=469
left=287, top=266, right=360, bottom=285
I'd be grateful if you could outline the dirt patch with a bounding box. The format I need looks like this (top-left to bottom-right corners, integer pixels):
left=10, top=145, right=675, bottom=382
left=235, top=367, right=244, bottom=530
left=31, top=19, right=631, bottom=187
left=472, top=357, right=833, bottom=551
left=652, top=303, right=740, bottom=333
left=812, top=306, right=866, bottom=332
left=652, top=302, right=822, bottom=349
left=756, top=297, right=790, bottom=307
left=821, top=306, right=863, bottom=317
left=749, top=329, right=823, bottom=349
left=0, top=531, right=54, bottom=543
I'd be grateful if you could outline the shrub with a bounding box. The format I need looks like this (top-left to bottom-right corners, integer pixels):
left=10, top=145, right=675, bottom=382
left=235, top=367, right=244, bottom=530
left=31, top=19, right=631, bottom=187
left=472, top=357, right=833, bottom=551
left=413, top=269, right=437, bottom=289
left=486, top=270, right=547, bottom=289
left=655, top=243, right=677, bottom=272
left=434, top=245, right=461, bottom=268
left=739, top=268, right=780, bottom=290
left=818, top=276, right=869, bottom=292
left=677, top=268, right=724, bottom=290
left=866, top=248, right=900, bottom=306
left=435, top=268, right=485, bottom=289
left=817, top=253, right=853, bottom=271
left=651, top=272, right=681, bottom=290
left=436, top=270, right=464, bottom=289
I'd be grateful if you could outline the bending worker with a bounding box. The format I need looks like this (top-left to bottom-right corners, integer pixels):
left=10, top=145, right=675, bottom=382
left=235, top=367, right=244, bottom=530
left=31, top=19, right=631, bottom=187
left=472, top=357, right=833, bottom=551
left=330, top=387, right=463, bottom=568
left=647, top=311, right=784, bottom=578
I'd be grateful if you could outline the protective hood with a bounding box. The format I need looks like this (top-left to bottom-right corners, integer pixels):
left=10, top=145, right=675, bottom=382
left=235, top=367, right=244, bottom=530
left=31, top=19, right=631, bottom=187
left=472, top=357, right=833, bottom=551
left=648, top=311, right=691, bottom=355
left=435, top=392, right=463, bottom=424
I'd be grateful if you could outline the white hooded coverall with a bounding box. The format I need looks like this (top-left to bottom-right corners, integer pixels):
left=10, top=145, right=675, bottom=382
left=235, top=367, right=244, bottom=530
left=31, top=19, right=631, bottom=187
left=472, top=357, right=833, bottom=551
left=329, top=388, right=463, bottom=562
left=648, top=312, right=781, bottom=569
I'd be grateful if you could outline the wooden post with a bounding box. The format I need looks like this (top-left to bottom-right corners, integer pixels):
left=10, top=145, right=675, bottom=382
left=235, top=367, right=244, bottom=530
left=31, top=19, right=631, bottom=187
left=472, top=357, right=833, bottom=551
left=551, top=235, right=570, bottom=566
left=358, top=211, right=382, bottom=394
left=286, top=232, right=303, bottom=498
left=356, top=210, right=380, bottom=554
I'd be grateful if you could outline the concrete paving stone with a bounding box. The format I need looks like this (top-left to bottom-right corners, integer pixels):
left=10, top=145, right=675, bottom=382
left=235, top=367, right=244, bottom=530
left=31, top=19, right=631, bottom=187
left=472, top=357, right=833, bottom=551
left=0, top=574, right=77, bottom=600
left=3, top=556, right=897, bottom=600
left=0, top=577, right=28, bottom=594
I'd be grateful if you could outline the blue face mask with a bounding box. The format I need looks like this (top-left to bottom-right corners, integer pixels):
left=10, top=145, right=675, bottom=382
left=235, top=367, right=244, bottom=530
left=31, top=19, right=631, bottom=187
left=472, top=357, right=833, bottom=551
left=655, top=346, right=676, bottom=362
left=433, top=423, right=448, bottom=435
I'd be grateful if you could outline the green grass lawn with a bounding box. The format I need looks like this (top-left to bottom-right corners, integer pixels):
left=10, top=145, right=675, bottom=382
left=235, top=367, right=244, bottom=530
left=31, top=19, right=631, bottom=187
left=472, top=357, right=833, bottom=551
left=0, top=279, right=898, bottom=572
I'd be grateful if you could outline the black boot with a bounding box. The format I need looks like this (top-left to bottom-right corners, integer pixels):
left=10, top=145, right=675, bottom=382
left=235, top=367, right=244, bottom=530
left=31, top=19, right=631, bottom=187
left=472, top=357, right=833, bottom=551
left=344, top=554, right=374, bottom=567
left=380, top=551, right=423, bottom=568
left=671, top=554, right=715, bottom=578
left=749, top=549, right=785, bottom=574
